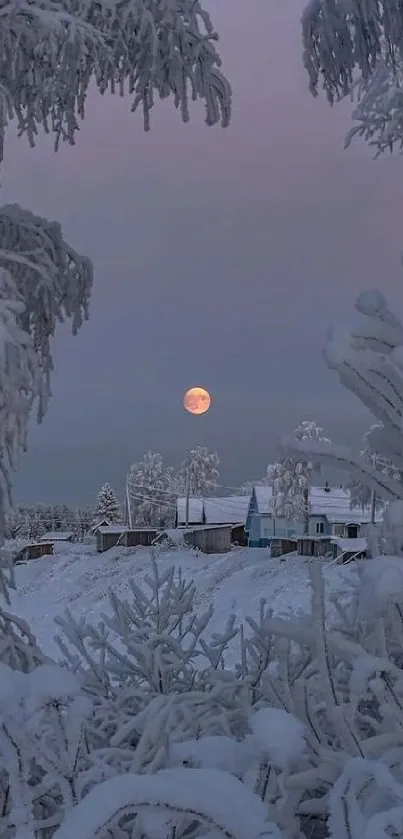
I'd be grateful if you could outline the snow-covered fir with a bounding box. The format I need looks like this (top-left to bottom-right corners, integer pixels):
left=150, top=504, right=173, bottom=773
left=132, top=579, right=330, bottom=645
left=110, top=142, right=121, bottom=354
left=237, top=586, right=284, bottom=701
left=93, top=483, right=122, bottom=526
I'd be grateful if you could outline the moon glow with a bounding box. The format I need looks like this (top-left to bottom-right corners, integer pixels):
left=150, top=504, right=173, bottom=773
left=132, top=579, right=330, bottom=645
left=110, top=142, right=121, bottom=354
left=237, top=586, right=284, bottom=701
left=183, top=387, right=211, bottom=415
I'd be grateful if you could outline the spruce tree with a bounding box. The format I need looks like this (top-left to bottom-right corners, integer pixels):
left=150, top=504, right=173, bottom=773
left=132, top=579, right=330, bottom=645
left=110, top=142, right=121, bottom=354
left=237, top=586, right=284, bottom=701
left=93, top=483, right=122, bottom=525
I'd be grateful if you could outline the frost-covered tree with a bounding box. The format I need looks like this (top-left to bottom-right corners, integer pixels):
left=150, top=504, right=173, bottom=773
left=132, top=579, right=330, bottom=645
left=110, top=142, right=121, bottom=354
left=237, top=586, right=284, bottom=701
left=0, top=0, right=230, bottom=161
left=0, top=0, right=231, bottom=603
left=301, top=0, right=403, bottom=154
left=347, top=423, right=400, bottom=521
left=94, top=483, right=122, bottom=525
left=286, top=290, right=403, bottom=553
left=127, top=451, right=175, bottom=527
left=179, top=445, right=220, bottom=497
left=75, top=506, right=94, bottom=540
left=268, top=420, right=330, bottom=534
left=8, top=554, right=403, bottom=839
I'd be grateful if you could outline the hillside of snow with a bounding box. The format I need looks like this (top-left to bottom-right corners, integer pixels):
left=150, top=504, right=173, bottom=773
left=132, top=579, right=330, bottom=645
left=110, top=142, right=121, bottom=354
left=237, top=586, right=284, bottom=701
left=10, top=542, right=360, bottom=664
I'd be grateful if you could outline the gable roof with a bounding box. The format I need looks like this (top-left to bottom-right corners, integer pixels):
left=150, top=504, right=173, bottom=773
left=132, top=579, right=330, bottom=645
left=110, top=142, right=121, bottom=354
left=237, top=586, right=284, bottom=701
left=310, top=486, right=383, bottom=523
left=253, top=485, right=273, bottom=514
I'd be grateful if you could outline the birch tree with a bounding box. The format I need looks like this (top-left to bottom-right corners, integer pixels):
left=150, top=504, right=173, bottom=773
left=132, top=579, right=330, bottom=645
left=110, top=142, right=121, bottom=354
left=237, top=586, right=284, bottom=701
left=269, top=420, right=330, bottom=535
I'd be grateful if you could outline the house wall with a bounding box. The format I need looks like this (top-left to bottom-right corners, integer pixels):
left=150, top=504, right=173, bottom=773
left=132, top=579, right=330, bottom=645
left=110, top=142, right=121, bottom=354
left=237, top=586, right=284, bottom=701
left=248, top=514, right=301, bottom=547
left=327, top=521, right=363, bottom=538
left=248, top=513, right=271, bottom=547
left=309, top=515, right=330, bottom=537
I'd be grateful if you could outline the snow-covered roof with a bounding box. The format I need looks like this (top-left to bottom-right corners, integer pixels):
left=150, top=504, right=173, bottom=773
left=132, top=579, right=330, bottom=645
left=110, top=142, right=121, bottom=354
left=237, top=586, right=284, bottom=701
left=90, top=518, right=111, bottom=532
left=176, top=497, right=204, bottom=525
left=310, top=487, right=383, bottom=523
left=98, top=526, right=129, bottom=534
left=40, top=531, right=74, bottom=541
left=253, top=486, right=273, bottom=514
left=331, top=537, right=367, bottom=553
left=203, top=496, right=250, bottom=525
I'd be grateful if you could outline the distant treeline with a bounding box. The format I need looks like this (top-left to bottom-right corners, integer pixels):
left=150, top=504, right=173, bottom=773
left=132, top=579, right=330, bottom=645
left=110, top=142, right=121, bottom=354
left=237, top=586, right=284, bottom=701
left=6, top=504, right=94, bottom=541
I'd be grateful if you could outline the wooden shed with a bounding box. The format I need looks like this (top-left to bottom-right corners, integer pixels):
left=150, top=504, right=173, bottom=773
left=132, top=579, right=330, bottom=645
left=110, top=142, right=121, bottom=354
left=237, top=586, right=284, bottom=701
left=96, top=526, right=158, bottom=552
left=96, top=526, right=128, bottom=552
left=297, top=536, right=334, bottom=558
left=183, top=525, right=232, bottom=555
left=14, top=542, right=54, bottom=563
left=125, top=528, right=158, bottom=548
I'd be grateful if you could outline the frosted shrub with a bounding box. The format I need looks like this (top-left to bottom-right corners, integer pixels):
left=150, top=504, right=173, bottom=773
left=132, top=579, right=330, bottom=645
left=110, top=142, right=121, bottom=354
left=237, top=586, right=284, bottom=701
left=6, top=554, right=403, bottom=837
left=286, top=290, right=403, bottom=555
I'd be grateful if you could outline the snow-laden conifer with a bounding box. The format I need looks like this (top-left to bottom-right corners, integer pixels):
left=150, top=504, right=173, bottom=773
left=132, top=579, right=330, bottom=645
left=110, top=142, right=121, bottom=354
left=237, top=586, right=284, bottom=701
left=93, top=483, right=122, bottom=525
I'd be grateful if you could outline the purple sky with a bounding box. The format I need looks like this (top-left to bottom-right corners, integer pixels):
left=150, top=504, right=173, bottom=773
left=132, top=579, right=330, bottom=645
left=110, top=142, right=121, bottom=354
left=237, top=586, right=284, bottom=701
left=5, top=0, right=403, bottom=505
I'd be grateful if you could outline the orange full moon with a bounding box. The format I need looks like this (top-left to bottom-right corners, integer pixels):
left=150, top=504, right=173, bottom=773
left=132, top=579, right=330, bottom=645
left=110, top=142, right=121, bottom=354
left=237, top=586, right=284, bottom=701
left=183, top=387, right=211, bottom=416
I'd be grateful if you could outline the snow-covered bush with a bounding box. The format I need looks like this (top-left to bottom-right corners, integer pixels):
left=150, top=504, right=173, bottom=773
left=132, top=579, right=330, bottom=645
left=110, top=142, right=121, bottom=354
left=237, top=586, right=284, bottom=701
left=8, top=551, right=403, bottom=837
left=286, top=290, right=403, bottom=554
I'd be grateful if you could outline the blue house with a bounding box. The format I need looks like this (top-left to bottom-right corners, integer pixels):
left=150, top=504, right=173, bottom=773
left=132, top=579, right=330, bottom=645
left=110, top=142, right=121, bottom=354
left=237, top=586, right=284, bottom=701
left=246, top=486, right=301, bottom=547
left=246, top=485, right=383, bottom=548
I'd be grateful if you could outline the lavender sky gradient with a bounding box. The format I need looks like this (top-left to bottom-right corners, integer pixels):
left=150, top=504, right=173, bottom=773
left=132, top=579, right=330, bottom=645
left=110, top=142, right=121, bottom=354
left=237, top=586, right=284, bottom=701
left=4, top=0, right=403, bottom=506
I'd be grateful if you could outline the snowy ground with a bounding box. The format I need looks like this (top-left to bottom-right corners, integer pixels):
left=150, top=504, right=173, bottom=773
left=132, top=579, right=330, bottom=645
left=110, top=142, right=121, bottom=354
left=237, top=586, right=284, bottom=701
left=9, top=542, right=360, bottom=664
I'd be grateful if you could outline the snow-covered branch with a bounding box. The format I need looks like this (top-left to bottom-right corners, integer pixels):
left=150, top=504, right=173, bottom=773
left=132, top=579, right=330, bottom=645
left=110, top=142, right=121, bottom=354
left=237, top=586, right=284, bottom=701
left=284, top=437, right=403, bottom=501
left=52, top=768, right=281, bottom=839
left=0, top=0, right=230, bottom=160
left=301, top=0, right=403, bottom=153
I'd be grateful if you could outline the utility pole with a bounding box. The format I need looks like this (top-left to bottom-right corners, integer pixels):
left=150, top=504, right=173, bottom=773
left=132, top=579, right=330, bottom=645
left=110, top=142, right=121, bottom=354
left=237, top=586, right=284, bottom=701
left=370, top=489, right=376, bottom=525
left=125, top=479, right=133, bottom=528
left=185, top=467, right=190, bottom=528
